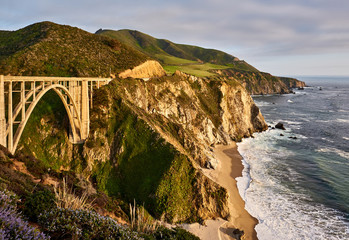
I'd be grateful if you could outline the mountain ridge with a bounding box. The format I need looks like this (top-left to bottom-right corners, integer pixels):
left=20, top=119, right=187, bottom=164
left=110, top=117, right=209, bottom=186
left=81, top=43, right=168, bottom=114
left=96, top=29, right=257, bottom=69
left=0, top=21, right=149, bottom=77
left=96, top=28, right=305, bottom=94
left=0, top=21, right=284, bottom=239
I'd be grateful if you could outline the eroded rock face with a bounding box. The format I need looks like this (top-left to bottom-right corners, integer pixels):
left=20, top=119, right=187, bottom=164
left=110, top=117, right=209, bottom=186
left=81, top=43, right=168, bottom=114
left=114, top=71, right=267, bottom=167
left=279, top=77, right=306, bottom=88
left=118, top=60, right=166, bottom=79
left=214, top=69, right=305, bottom=95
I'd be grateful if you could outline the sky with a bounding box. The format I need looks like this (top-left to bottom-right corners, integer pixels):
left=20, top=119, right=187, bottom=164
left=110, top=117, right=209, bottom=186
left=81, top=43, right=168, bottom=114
left=1, top=0, right=349, bottom=76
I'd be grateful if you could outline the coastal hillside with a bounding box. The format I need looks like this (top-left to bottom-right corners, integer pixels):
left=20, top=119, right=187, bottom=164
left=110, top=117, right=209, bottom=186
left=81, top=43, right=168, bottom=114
left=17, top=71, right=267, bottom=223
left=95, top=29, right=254, bottom=67
left=0, top=21, right=292, bottom=239
left=0, top=21, right=148, bottom=77
left=96, top=29, right=305, bottom=94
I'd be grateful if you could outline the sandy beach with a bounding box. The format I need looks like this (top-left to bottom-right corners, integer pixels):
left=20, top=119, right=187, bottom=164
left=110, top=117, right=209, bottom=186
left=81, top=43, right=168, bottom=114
left=184, top=143, right=257, bottom=240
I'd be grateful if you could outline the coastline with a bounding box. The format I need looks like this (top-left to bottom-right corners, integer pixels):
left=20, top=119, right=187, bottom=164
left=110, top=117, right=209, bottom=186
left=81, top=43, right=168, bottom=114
left=184, top=143, right=257, bottom=240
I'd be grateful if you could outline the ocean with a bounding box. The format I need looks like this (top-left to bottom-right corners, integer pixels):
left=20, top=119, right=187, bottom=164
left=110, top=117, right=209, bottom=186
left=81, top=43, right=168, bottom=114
left=236, top=76, right=349, bottom=239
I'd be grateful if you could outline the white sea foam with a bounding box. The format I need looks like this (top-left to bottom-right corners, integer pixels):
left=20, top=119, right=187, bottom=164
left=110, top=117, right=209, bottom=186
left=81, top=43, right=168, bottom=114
left=236, top=131, right=349, bottom=240
left=343, top=137, right=349, bottom=141
left=254, top=101, right=272, bottom=107
left=316, top=119, right=331, bottom=123
left=321, top=137, right=335, bottom=143
left=282, top=120, right=302, bottom=125
left=287, top=99, right=293, bottom=103
left=317, top=147, right=349, bottom=160
left=337, top=119, right=349, bottom=124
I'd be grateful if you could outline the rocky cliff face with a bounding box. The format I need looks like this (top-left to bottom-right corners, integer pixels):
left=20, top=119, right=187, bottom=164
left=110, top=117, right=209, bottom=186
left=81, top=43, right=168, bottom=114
left=279, top=76, right=306, bottom=88
left=81, top=70, right=267, bottom=222
left=98, top=71, right=267, bottom=168
left=83, top=82, right=231, bottom=223
left=17, top=67, right=267, bottom=224
left=214, top=68, right=305, bottom=95
left=118, top=60, right=166, bottom=79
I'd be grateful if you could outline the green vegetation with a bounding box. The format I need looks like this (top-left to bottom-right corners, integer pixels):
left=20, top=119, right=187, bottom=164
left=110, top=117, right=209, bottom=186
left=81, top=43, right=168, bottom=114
left=0, top=147, right=39, bottom=196
left=0, top=21, right=248, bottom=238
left=18, top=90, right=81, bottom=171
left=155, top=155, right=196, bottom=222
left=96, top=29, right=258, bottom=77
left=96, top=28, right=304, bottom=93
left=39, top=208, right=144, bottom=240
left=154, top=54, right=197, bottom=65
left=195, top=79, right=223, bottom=128
left=164, top=63, right=230, bottom=77
left=87, top=84, right=201, bottom=222
left=0, top=149, right=199, bottom=240
left=96, top=29, right=238, bottom=65
left=0, top=22, right=148, bottom=77
left=0, top=190, right=49, bottom=240
left=23, top=189, right=56, bottom=222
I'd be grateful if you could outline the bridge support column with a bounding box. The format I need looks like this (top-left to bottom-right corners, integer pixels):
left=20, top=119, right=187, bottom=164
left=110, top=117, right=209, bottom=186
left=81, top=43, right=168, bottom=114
left=0, top=76, right=6, bottom=147
left=21, top=81, right=25, bottom=121
left=68, top=81, right=77, bottom=143
left=81, top=80, right=89, bottom=140
left=8, top=81, right=13, bottom=153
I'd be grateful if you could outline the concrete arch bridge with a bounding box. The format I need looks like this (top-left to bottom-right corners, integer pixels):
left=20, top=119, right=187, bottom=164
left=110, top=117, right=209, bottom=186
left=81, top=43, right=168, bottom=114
left=0, top=75, right=111, bottom=154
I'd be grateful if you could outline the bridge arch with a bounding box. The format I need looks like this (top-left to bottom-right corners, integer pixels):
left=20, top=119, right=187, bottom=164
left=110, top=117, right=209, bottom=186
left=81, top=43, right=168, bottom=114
left=0, top=75, right=112, bottom=154
left=12, top=84, right=82, bottom=153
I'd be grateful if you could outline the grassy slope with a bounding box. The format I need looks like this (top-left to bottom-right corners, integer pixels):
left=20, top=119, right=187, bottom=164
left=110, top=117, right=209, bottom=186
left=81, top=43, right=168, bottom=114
left=0, top=22, right=224, bottom=223
left=96, top=29, right=258, bottom=77
left=17, top=79, right=226, bottom=223
left=87, top=84, right=205, bottom=222
left=0, top=22, right=149, bottom=77
left=96, top=29, right=305, bottom=94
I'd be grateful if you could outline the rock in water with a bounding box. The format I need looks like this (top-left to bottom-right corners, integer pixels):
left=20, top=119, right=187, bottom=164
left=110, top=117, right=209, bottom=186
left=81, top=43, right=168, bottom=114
left=275, top=122, right=286, bottom=130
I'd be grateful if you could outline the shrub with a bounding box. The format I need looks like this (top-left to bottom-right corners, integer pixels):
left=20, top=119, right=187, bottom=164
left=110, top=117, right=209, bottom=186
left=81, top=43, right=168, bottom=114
left=38, top=207, right=143, bottom=240
left=23, top=188, right=56, bottom=221
left=0, top=190, right=49, bottom=240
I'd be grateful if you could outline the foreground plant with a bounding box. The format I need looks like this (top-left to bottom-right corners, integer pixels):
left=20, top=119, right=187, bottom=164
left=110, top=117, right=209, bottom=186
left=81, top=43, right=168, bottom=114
left=0, top=190, right=49, bottom=240
left=53, top=178, right=92, bottom=210
left=129, top=200, right=161, bottom=233
left=39, top=207, right=142, bottom=240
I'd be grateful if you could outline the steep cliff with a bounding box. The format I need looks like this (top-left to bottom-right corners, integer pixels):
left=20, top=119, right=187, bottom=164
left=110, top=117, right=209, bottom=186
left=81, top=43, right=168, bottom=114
left=279, top=76, right=306, bottom=88
left=82, top=71, right=267, bottom=221
left=103, top=71, right=267, bottom=167
left=17, top=69, right=267, bottom=224
left=214, top=68, right=290, bottom=94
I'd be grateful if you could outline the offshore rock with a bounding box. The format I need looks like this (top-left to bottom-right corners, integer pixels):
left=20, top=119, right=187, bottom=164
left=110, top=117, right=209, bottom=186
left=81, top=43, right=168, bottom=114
left=275, top=122, right=286, bottom=130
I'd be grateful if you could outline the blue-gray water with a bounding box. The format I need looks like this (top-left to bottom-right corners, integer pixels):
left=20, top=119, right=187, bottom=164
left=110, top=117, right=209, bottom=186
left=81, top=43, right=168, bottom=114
left=236, top=76, right=349, bottom=239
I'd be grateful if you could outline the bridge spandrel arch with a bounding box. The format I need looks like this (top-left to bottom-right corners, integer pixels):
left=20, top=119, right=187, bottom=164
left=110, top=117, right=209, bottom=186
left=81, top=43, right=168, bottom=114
left=0, top=76, right=111, bottom=154
left=11, top=84, right=83, bottom=153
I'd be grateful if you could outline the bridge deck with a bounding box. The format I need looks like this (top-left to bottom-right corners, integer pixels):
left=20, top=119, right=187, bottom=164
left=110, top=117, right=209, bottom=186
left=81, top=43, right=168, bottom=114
left=2, top=76, right=112, bottom=82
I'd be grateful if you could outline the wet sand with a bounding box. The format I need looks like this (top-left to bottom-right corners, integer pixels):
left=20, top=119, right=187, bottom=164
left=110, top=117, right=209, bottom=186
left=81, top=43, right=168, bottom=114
left=213, top=144, right=258, bottom=240
left=184, top=143, right=258, bottom=240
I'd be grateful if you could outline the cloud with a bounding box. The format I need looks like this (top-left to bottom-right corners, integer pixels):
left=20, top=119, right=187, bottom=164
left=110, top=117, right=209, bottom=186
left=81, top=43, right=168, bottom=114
left=1, top=0, right=349, bottom=75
